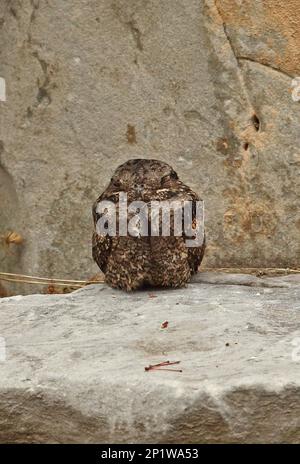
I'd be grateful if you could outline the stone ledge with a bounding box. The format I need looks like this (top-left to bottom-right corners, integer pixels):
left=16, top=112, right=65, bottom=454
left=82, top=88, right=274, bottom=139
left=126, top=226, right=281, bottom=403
left=0, top=273, right=299, bottom=443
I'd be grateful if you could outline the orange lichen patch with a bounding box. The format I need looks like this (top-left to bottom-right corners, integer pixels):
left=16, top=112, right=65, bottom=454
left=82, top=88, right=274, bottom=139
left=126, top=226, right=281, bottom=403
left=45, top=285, right=57, bottom=294
left=44, top=284, right=78, bottom=294
left=0, top=283, right=8, bottom=298
left=215, top=0, right=258, bottom=27
left=264, top=0, right=300, bottom=75
left=3, top=231, right=23, bottom=246
left=223, top=156, right=243, bottom=168
left=87, top=272, right=104, bottom=283
left=223, top=195, right=278, bottom=244
left=126, top=124, right=137, bottom=144
left=216, top=137, right=229, bottom=154
left=215, top=0, right=300, bottom=76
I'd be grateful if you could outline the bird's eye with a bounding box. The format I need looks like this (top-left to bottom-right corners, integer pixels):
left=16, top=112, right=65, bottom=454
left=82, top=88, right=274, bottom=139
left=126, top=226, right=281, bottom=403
left=112, top=179, right=121, bottom=188
left=170, top=171, right=178, bottom=180
left=161, top=171, right=178, bottom=184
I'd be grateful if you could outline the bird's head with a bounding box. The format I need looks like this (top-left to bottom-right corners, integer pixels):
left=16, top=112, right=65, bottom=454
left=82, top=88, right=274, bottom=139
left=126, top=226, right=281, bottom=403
left=109, top=159, right=179, bottom=197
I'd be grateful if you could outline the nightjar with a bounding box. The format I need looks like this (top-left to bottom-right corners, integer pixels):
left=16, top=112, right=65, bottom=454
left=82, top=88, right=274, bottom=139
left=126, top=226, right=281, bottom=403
left=92, top=159, right=205, bottom=291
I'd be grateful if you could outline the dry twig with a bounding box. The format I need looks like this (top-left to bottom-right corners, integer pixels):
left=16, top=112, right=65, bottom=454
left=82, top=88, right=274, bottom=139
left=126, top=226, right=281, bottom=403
left=145, top=360, right=182, bottom=372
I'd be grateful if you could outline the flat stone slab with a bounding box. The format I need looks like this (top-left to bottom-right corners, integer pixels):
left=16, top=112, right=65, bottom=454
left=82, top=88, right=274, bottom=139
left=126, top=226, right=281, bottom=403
left=0, top=273, right=300, bottom=443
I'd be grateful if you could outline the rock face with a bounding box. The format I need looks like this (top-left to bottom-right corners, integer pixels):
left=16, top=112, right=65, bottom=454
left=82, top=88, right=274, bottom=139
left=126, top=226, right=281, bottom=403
left=0, top=273, right=300, bottom=443
left=0, top=1, right=300, bottom=294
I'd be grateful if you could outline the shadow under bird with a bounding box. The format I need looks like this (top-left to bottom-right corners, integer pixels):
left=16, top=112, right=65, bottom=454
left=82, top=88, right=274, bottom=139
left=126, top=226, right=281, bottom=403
left=92, top=159, right=205, bottom=291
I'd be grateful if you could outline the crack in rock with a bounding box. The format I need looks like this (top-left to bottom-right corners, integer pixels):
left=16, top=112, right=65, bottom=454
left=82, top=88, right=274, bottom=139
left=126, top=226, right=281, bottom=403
left=213, top=2, right=293, bottom=80
left=237, top=56, right=294, bottom=80
left=111, top=4, right=143, bottom=51
left=212, top=0, right=255, bottom=115
left=29, top=0, right=40, bottom=23
left=128, top=20, right=143, bottom=51
left=32, top=51, right=53, bottom=106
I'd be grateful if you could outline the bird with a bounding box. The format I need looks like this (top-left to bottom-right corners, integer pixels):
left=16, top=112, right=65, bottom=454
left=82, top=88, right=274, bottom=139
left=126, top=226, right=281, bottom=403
left=92, top=159, right=205, bottom=291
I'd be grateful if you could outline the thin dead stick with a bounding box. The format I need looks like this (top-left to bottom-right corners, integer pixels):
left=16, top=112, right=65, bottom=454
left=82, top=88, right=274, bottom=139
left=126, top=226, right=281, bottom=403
left=0, top=271, right=103, bottom=284
left=203, top=267, right=300, bottom=274
left=145, top=360, right=181, bottom=372
left=0, top=267, right=299, bottom=289
left=0, top=276, right=86, bottom=287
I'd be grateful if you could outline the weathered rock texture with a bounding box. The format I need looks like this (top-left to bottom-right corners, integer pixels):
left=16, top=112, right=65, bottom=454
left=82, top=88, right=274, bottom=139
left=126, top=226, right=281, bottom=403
left=0, top=1, right=299, bottom=293
left=0, top=273, right=300, bottom=443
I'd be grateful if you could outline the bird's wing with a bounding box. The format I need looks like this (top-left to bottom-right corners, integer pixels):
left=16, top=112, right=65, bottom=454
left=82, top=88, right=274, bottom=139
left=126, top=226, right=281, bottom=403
left=92, top=196, right=113, bottom=274
left=178, top=186, right=206, bottom=274
left=92, top=231, right=112, bottom=274
left=187, top=232, right=206, bottom=274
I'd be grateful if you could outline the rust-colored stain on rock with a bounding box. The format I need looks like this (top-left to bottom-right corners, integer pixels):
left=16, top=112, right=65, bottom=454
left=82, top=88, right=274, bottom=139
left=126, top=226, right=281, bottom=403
left=126, top=124, right=137, bottom=144
left=215, top=0, right=300, bottom=76
left=223, top=191, right=278, bottom=244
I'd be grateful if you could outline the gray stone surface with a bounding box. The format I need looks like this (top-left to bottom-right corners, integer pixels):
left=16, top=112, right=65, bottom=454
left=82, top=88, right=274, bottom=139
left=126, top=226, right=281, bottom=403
left=0, top=272, right=299, bottom=443
left=0, top=1, right=299, bottom=294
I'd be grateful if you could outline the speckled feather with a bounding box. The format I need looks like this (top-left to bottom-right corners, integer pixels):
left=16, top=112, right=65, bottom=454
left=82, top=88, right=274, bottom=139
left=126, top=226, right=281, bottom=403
left=92, top=159, right=205, bottom=291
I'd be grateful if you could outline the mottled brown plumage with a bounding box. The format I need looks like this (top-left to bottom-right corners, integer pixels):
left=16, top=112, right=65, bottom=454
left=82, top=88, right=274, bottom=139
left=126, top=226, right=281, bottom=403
left=92, top=159, right=205, bottom=291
